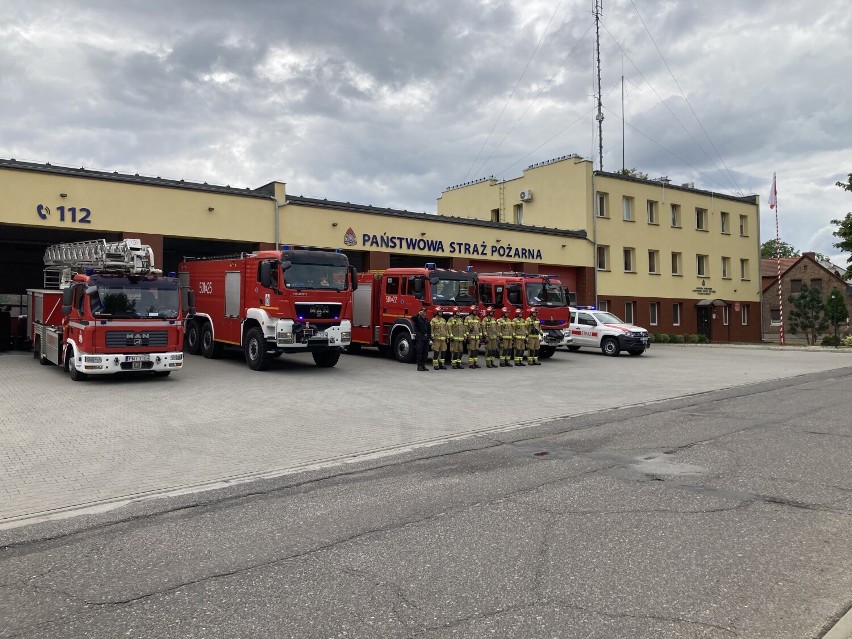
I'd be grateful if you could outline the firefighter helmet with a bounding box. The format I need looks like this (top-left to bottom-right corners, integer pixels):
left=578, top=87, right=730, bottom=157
left=530, top=307, right=538, bottom=313
left=470, top=306, right=476, bottom=312
left=501, top=307, right=508, bottom=313
left=487, top=306, right=494, bottom=313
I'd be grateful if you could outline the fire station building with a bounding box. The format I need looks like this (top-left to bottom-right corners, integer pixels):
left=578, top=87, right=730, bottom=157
left=0, top=155, right=761, bottom=342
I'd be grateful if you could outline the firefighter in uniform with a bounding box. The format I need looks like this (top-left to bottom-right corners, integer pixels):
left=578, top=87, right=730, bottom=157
left=430, top=306, right=448, bottom=370
left=525, top=307, right=542, bottom=365
left=482, top=306, right=500, bottom=368
left=412, top=305, right=431, bottom=371
left=464, top=305, right=483, bottom=369
left=512, top=307, right=528, bottom=366
left=497, top=307, right=514, bottom=367
left=446, top=307, right=466, bottom=369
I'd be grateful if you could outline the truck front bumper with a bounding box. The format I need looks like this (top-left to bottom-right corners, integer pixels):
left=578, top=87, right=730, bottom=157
left=75, top=351, right=184, bottom=374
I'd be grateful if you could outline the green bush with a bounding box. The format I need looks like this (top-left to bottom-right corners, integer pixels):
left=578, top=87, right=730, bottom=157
left=669, top=334, right=684, bottom=344
left=843, top=336, right=852, bottom=348
left=683, top=333, right=697, bottom=344
left=821, top=335, right=841, bottom=347
left=695, top=334, right=710, bottom=344
left=655, top=333, right=671, bottom=343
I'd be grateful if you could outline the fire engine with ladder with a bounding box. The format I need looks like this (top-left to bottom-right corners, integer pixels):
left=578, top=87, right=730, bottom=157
left=476, top=272, right=573, bottom=359
left=349, top=263, right=478, bottom=363
left=28, top=239, right=186, bottom=380
left=178, top=247, right=357, bottom=370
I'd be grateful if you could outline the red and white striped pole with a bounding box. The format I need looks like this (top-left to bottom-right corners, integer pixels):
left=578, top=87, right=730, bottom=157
left=770, top=173, right=784, bottom=345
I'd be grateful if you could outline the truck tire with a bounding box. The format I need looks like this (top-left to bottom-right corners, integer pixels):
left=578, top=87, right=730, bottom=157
left=245, top=327, right=272, bottom=371
left=313, top=349, right=341, bottom=368
left=186, top=320, right=201, bottom=355
left=567, top=345, right=581, bottom=352
left=628, top=348, right=645, bottom=356
left=65, top=349, right=87, bottom=381
left=200, top=322, right=222, bottom=359
left=539, top=345, right=556, bottom=359
left=601, top=337, right=620, bottom=357
left=392, top=331, right=415, bottom=363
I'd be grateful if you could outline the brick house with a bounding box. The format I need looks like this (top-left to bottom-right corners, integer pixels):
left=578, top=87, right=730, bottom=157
left=761, top=252, right=852, bottom=342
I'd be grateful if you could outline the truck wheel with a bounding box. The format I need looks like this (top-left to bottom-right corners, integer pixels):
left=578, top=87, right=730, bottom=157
left=567, top=345, right=581, bottom=352
left=628, top=348, right=645, bottom=356
left=186, top=320, right=201, bottom=355
left=601, top=338, right=620, bottom=357
left=245, top=327, right=272, bottom=371
left=65, top=349, right=87, bottom=381
left=201, top=322, right=221, bottom=359
left=313, top=349, right=341, bottom=368
left=538, top=346, right=556, bottom=359
left=392, top=331, right=415, bottom=363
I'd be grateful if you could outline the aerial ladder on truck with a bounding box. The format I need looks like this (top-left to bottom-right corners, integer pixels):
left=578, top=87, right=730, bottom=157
left=29, top=238, right=186, bottom=380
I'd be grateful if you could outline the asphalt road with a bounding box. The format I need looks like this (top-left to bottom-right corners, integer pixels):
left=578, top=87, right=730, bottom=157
left=1, top=355, right=851, bottom=638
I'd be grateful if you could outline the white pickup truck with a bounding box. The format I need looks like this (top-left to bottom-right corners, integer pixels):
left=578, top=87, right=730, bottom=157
left=567, top=307, right=650, bottom=356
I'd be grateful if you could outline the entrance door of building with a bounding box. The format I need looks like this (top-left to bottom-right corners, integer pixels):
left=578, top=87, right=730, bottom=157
left=697, top=307, right=712, bottom=340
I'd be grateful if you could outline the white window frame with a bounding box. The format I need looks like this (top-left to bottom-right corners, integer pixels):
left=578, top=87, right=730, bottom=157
left=596, top=192, right=609, bottom=218
left=649, top=302, right=659, bottom=326
left=598, top=299, right=609, bottom=312
left=720, top=211, right=730, bottom=234
left=596, top=245, right=609, bottom=271
left=672, top=252, right=682, bottom=276
left=697, top=254, right=709, bottom=277
left=770, top=308, right=782, bottom=326
left=741, top=304, right=750, bottom=325
left=623, top=247, right=635, bottom=272
left=721, top=256, right=731, bottom=279
left=739, top=214, right=748, bottom=237
left=723, top=306, right=730, bottom=325
left=647, top=200, right=659, bottom=225
left=648, top=250, right=660, bottom=274
left=696, top=208, right=708, bottom=231
left=514, top=203, right=523, bottom=225
left=740, top=259, right=750, bottom=280
left=623, top=196, right=635, bottom=221
left=624, top=301, right=634, bottom=324
left=671, top=203, right=681, bottom=228
left=672, top=303, right=681, bottom=326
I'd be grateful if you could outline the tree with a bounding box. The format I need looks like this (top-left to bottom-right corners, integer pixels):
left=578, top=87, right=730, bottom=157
left=832, top=173, right=852, bottom=269
left=787, top=283, right=828, bottom=345
left=761, top=239, right=799, bottom=258
left=824, top=287, right=849, bottom=345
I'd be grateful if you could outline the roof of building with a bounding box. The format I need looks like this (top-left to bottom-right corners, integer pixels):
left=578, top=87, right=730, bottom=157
left=760, top=257, right=799, bottom=280
left=596, top=170, right=760, bottom=205
left=760, top=253, right=848, bottom=293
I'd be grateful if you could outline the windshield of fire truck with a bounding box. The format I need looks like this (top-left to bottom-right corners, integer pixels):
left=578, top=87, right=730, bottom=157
left=431, top=279, right=476, bottom=304
left=525, top=282, right=567, bottom=307
left=283, top=264, right=349, bottom=291
left=90, top=277, right=181, bottom=319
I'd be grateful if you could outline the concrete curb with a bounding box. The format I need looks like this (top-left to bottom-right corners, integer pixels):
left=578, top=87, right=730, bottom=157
left=824, top=606, right=852, bottom=639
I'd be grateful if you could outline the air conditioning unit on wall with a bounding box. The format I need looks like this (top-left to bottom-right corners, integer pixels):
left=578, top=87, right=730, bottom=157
left=519, top=189, right=533, bottom=202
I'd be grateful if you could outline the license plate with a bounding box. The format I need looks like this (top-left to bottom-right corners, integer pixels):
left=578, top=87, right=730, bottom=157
left=126, top=355, right=150, bottom=362
left=314, top=331, right=327, bottom=339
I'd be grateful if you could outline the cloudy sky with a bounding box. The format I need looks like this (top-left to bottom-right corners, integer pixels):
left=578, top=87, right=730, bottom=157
left=2, top=0, right=850, bottom=262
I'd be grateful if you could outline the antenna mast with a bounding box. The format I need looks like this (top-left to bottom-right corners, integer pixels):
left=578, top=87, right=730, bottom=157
left=595, top=0, right=604, bottom=171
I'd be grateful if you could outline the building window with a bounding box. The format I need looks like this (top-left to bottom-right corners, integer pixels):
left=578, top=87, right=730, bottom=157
left=649, top=302, right=659, bottom=325
left=624, top=301, right=634, bottom=323
left=739, top=214, right=748, bottom=236
left=741, top=259, right=750, bottom=280
left=596, top=192, right=609, bottom=218
left=721, top=256, right=731, bottom=279
left=770, top=308, right=782, bottom=325
left=647, top=249, right=660, bottom=274
left=672, top=252, right=682, bottom=276
left=790, top=279, right=802, bottom=293
left=741, top=304, right=750, bottom=325
left=623, top=196, right=635, bottom=221
left=596, top=245, right=609, bottom=270
left=723, top=306, right=729, bottom=325
left=672, top=303, right=681, bottom=326
left=514, top=204, right=523, bottom=225
left=598, top=299, right=610, bottom=312
left=671, top=203, right=681, bottom=228
left=696, top=208, right=708, bottom=231
left=720, top=211, right=730, bottom=234
left=696, top=254, right=709, bottom=277
left=647, top=200, right=659, bottom=225
left=810, top=278, right=822, bottom=291
left=491, top=208, right=500, bottom=222
left=623, top=247, right=636, bottom=272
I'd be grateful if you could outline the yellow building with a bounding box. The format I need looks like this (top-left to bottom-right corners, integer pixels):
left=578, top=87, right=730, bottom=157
left=1, top=154, right=759, bottom=342
left=439, top=155, right=761, bottom=341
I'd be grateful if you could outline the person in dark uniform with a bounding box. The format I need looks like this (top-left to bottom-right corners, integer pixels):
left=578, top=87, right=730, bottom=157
left=412, top=305, right=431, bottom=371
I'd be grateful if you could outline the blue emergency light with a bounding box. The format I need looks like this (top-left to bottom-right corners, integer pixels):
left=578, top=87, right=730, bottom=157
left=168, top=271, right=176, bottom=277
left=425, top=262, right=436, bottom=270
left=466, top=265, right=473, bottom=272
left=85, top=268, right=94, bottom=276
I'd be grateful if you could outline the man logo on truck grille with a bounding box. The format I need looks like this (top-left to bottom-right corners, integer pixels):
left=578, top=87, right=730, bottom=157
left=126, top=332, right=150, bottom=346
left=309, top=306, right=330, bottom=318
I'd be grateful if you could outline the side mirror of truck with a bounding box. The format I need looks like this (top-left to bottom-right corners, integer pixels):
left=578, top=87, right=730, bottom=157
left=259, top=261, right=274, bottom=288
left=412, top=277, right=423, bottom=295
left=186, top=290, right=196, bottom=315
left=349, top=266, right=358, bottom=291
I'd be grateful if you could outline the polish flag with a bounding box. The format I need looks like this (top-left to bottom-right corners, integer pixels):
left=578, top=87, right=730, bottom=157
left=769, top=173, right=777, bottom=209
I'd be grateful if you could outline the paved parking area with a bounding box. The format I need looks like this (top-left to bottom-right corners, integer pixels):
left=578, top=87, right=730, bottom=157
left=1, top=344, right=851, bottom=528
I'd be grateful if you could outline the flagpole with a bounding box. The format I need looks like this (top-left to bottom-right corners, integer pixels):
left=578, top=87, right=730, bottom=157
left=771, top=173, right=784, bottom=346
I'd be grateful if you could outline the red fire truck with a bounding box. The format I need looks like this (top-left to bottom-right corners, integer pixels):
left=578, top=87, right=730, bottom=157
left=349, top=263, right=478, bottom=363
left=179, top=248, right=356, bottom=370
left=28, top=239, right=186, bottom=380
left=476, top=272, right=572, bottom=359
